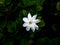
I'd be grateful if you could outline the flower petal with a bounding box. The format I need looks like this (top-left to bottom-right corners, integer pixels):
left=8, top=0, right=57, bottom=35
left=26, top=27, right=30, bottom=31
left=34, top=19, right=41, bottom=23
left=31, top=26, right=35, bottom=32
left=23, top=17, right=29, bottom=22
left=28, top=13, right=32, bottom=20
left=23, top=23, right=28, bottom=27
left=32, top=15, right=37, bottom=19
left=34, top=24, right=38, bottom=30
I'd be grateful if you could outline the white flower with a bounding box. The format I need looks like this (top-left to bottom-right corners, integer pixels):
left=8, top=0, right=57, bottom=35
left=23, top=13, right=41, bottom=32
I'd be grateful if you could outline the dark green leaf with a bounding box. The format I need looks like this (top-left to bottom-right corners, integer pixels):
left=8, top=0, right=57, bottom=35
left=22, top=10, right=27, bottom=16
left=5, top=0, right=11, bottom=5
left=0, top=33, right=3, bottom=39
left=4, top=40, right=14, bottom=45
left=39, top=20, right=45, bottom=27
left=0, top=20, right=6, bottom=29
left=36, top=0, right=45, bottom=6
left=36, top=37, right=48, bottom=45
left=0, top=13, right=3, bottom=16
left=22, top=0, right=36, bottom=6
left=52, top=38, right=60, bottom=45
left=7, top=22, right=16, bottom=32
left=20, top=39, right=29, bottom=45
left=36, top=5, right=43, bottom=11
left=52, top=24, right=60, bottom=32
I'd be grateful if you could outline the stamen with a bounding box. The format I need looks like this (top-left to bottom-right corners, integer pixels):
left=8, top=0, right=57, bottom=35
left=29, top=21, right=32, bottom=24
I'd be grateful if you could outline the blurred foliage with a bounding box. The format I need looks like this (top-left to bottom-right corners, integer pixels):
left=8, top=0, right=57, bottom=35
left=0, top=0, right=4, bottom=6
left=0, top=0, right=60, bottom=45
left=52, top=24, right=60, bottom=35
left=7, top=21, right=16, bottom=32
left=20, top=39, right=29, bottom=45
left=0, top=13, right=3, bottom=16
left=4, top=39, right=14, bottom=45
left=56, top=1, right=60, bottom=10
left=0, top=33, right=3, bottom=39
left=36, top=37, right=60, bottom=45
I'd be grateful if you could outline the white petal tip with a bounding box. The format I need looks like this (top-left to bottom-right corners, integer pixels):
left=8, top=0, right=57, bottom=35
left=26, top=27, right=30, bottom=31
left=23, top=17, right=28, bottom=22
left=33, top=15, right=37, bottom=19
left=28, top=13, right=31, bottom=16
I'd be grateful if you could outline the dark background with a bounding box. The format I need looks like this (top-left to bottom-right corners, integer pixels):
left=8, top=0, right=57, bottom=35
left=0, top=0, right=60, bottom=45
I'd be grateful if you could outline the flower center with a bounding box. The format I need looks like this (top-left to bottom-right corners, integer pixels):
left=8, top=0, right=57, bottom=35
left=29, top=21, right=32, bottom=24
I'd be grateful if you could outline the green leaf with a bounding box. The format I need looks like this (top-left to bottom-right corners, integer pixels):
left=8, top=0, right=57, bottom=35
left=36, top=38, right=60, bottom=45
left=4, top=40, right=14, bottom=45
left=52, top=38, right=60, bottom=45
left=5, top=0, right=11, bottom=5
left=39, top=20, right=45, bottom=27
left=36, top=37, right=48, bottom=45
left=7, top=22, right=16, bottom=32
left=17, top=1, right=24, bottom=8
left=0, top=20, right=6, bottom=29
left=0, top=13, right=3, bottom=16
left=22, top=0, right=36, bottom=6
left=52, top=24, right=60, bottom=32
left=0, top=33, right=3, bottom=39
left=0, top=0, right=4, bottom=6
left=0, top=28, right=2, bottom=32
left=47, top=40, right=53, bottom=45
left=36, top=0, right=45, bottom=11
left=16, top=18, right=22, bottom=27
left=22, top=0, right=45, bottom=7
left=36, top=0, right=45, bottom=6
left=20, top=39, right=29, bottom=45
left=37, top=16, right=42, bottom=19
left=36, top=5, right=43, bottom=11
left=56, top=2, right=60, bottom=10
left=22, top=10, right=27, bottom=16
